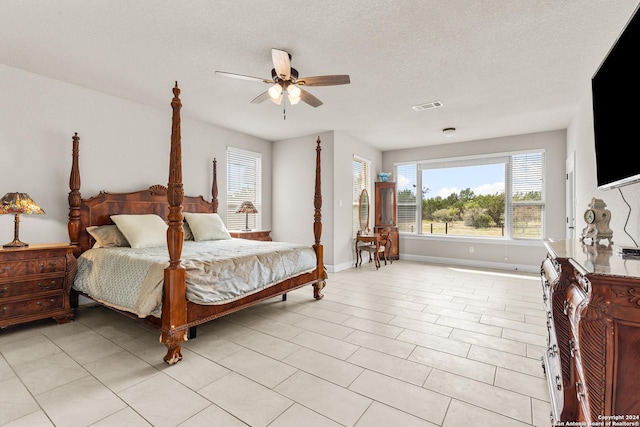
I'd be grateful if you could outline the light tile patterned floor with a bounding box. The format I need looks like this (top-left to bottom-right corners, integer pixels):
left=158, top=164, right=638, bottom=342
left=0, top=260, right=551, bottom=426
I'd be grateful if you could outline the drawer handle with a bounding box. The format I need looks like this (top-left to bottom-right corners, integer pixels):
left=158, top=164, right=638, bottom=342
left=0, top=287, right=7, bottom=294
left=555, top=375, right=562, bottom=390
left=37, top=282, right=53, bottom=289
left=563, top=299, right=572, bottom=315
left=37, top=301, right=42, bottom=306
left=576, top=381, right=585, bottom=399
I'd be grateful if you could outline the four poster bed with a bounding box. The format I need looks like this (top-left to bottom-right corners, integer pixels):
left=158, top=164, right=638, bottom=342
left=67, top=83, right=326, bottom=365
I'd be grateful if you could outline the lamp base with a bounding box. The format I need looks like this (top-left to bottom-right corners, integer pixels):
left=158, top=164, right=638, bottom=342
left=3, top=238, right=28, bottom=248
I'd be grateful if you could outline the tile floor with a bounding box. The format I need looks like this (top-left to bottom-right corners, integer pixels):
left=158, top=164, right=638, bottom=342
left=0, top=260, right=551, bottom=427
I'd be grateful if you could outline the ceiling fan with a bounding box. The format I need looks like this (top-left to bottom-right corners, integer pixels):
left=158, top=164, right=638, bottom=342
left=215, top=48, right=350, bottom=109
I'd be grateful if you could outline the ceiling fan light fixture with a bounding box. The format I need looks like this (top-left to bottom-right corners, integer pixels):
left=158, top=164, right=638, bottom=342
left=269, top=93, right=283, bottom=105
left=268, top=83, right=282, bottom=100
left=287, top=84, right=301, bottom=105
left=288, top=93, right=301, bottom=105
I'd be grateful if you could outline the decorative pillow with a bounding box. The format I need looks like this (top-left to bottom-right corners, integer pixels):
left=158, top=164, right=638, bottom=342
left=86, top=225, right=129, bottom=248
left=111, top=214, right=168, bottom=248
left=183, top=220, right=194, bottom=240
left=183, top=212, right=231, bottom=241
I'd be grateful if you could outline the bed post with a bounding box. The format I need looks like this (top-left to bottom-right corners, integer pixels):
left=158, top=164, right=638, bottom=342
left=162, top=82, right=187, bottom=365
left=68, top=133, right=81, bottom=256
left=313, top=136, right=325, bottom=300
left=211, top=158, right=218, bottom=213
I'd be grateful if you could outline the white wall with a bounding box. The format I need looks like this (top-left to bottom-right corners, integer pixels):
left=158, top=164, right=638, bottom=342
left=382, top=130, right=567, bottom=272
left=568, top=91, right=640, bottom=248
left=333, top=131, right=382, bottom=271
left=272, top=132, right=334, bottom=264
left=0, top=64, right=272, bottom=245
left=272, top=131, right=382, bottom=272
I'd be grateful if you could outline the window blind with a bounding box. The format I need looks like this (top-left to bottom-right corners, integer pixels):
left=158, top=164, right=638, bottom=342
left=510, top=151, right=545, bottom=239
left=227, top=147, right=262, bottom=231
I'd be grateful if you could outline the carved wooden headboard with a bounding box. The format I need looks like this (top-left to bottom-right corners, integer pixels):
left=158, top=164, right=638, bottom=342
left=68, top=132, right=219, bottom=256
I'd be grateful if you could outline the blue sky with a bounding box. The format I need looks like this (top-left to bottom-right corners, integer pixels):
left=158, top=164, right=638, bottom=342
left=397, top=164, right=505, bottom=199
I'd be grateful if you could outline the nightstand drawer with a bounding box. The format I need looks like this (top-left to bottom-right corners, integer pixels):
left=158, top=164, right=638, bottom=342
left=0, top=277, right=65, bottom=299
left=0, top=294, right=65, bottom=320
left=0, top=244, right=76, bottom=327
left=0, top=256, right=66, bottom=278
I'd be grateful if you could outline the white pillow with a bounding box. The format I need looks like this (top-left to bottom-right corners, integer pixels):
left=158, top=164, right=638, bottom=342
left=111, top=214, right=168, bottom=248
left=183, top=212, right=231, bottom=241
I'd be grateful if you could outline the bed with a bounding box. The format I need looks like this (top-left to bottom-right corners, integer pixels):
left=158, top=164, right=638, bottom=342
left=67, top=82, right=326, bottom=365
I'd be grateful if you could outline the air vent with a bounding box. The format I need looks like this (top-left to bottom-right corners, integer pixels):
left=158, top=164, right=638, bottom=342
left=412, top=101, right=443, bottom=111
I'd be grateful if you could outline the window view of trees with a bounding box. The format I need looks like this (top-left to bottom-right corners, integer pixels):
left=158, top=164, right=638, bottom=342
left=396, top=151, right=544, bottom=239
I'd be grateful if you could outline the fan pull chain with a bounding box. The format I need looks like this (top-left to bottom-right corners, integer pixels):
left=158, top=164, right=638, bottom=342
left=283, top=105, right=286, bottom=120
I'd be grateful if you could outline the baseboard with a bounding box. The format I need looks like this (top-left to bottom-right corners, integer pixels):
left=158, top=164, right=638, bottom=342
left=398, top=254, right=539, bottom=273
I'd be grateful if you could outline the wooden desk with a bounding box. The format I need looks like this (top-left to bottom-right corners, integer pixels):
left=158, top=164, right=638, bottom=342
left=355, top=233, right=380, bottom=268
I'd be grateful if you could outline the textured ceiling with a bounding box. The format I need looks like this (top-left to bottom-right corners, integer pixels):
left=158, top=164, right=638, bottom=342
left=2, top=1, right=638, bottom=151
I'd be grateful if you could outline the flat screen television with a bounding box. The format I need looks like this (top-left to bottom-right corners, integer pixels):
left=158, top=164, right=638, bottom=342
left=592, top=4, right=640, bottom=190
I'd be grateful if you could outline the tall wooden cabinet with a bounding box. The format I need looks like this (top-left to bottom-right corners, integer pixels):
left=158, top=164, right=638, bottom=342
left=541, top=239, right=640, bottom=426
left=374, top=181, right=399, bottom=260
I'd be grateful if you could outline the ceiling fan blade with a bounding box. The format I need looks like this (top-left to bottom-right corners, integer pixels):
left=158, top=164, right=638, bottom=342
left=215, top=71, right=273, bottom=84
left=300, top=88, right=323, bottom=107
left=250, top=91, right=271, bottom=104
left=271, top=48, right=291, bottom=80
left=297, top=75, right=351, bottom=86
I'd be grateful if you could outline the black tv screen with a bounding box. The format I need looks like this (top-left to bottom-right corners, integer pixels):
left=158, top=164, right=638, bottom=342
left=592, top=4, right=640, bottom=190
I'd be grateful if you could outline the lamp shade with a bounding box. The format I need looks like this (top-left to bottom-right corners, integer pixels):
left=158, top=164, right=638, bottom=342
left=0, top=192, right=45, bottom=215
left=236, top=201, right=258, bottom=214
left=0, top=192, right=45, bottom=248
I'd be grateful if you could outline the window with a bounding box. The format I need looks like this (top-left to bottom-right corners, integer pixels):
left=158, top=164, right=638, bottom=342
left=352, top=156, right=370, bottom=236
left=227, top=147, right=262, bottom=231
left=395, top=150, right=545, bottom=239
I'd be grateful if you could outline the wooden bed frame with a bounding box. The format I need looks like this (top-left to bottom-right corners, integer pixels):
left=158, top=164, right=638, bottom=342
left=67, top=82, right=326, bottom=365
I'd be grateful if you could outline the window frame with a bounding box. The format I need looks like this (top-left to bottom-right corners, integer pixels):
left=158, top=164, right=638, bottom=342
left=352, top=155, right=371, bottom=237
left=395, top=149, right=545, bottom=241
left=226, top=146, right=262, bottom=231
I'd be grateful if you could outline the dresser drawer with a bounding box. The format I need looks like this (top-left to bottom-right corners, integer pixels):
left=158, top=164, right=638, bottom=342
left=0, top=256, right=66, bottom=278
left=0, top=294, right=65, bottom=320
left=0, top=277, right=65, bottom=299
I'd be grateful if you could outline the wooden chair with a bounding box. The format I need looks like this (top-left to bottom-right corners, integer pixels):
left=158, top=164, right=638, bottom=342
left=359, top=227, right=393, bottom=269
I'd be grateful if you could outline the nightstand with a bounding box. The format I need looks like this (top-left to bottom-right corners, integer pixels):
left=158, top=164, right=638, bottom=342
left=0, top=243, right=77, bottom=328
left=229, top=230, right=272, bottom=241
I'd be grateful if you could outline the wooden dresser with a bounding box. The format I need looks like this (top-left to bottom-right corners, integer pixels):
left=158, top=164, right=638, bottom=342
left=229, top=230, right=272, bottom=241
left=541, top=239, right=640, bottom=426
left=0, top=243, right=77, bottom=328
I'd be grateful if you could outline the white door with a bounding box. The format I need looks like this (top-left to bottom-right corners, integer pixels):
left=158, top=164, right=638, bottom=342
left=566, top=152, right=576, bottom=239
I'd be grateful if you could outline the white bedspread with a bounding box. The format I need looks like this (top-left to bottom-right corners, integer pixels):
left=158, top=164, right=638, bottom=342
left=73, top=239, right=317, bottom=317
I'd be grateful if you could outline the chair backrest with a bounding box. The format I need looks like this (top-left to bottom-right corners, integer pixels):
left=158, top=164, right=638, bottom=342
left=379, top=227, right=392, bottom=249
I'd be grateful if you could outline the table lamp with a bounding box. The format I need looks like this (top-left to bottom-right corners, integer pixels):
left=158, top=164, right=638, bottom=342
left=236, top=201, right=258, bottom=231
left=0, top=192, right=45, bottom=248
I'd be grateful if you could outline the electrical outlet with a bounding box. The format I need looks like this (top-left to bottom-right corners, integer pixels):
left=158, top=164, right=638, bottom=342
left=469, top=246, right=474, bottom=253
